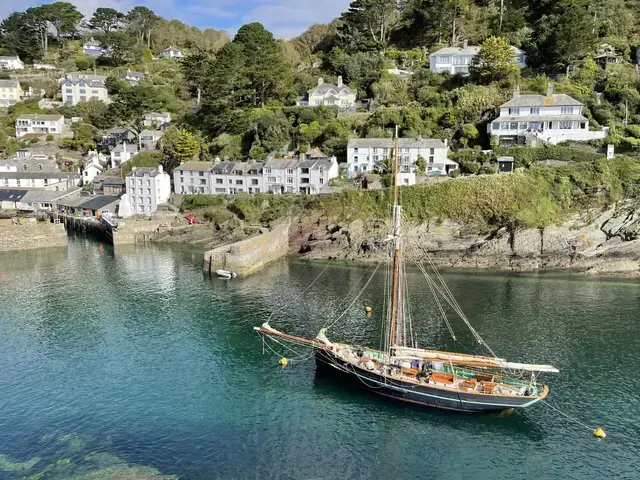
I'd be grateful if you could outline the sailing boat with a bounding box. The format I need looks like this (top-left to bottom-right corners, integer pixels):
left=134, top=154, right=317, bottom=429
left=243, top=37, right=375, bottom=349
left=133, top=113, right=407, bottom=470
left=254, top=129, right=558, bottom=413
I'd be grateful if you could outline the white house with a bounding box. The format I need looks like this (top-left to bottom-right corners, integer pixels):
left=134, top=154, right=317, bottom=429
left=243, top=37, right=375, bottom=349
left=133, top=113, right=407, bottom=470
left=82, top=38, right=104, bottom=56
left=0, top=171, right=80, bottom=190
left=210, top=161, right=264, bottom=194
left=0, top=56, right=24, bottom=70
left=263, top=157, right=338, bottom=194
left=33, top=63, right=57, bottom=70
left=140, top=129, right=163, bottom=151
left=110, top=142, right=138, bottom=167
left=0, top=150, right=58, bottom=173
left=160, top=46, right=183, bottom=59
left=488, top=85, right=609, bottom=146
left=429, top=43, right=526, bottom=75
left=346, top=137, right=456, bottom=179
left=126, top=165, right=171, bottom=214
left=61, top=74, right=108, bottom=106
left=0, top=80, right=23, bottom=108
left=143, top=112, right=171, bottom=130
left=15, top=114, right=64, bottom=139
left=173, top=161, right=213, bottom=194
left=296, top=77, right=357, bottom=108
left=118, top=70, right=145, bottom=86
left=82, top=150, right=109, bottom=184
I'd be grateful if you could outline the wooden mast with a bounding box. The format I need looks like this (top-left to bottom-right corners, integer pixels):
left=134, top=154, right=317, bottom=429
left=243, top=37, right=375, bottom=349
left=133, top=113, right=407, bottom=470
left=388, top=126, right=402, bottom=353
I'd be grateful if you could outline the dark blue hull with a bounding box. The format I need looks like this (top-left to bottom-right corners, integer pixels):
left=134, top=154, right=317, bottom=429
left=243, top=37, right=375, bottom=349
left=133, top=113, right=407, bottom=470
left=314, top=348, right=544, bottom=413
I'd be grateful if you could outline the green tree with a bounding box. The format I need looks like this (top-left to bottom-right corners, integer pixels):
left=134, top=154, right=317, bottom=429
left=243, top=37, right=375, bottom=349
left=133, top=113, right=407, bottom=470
left=108, top=86, right=163, bottom=145
left=37, top=2, right=83, bottom=47
left=415, top=156, right=427, bottom=174
left=88, top=8, right=124, bottom=32
left=125, top=6, right=158, bottom=49
left=470, top=36, right=518, bottom=84
left=121, top=151, right=163, bottom=176
left=181, top=53, right=216, bottom=104
left=200, top=42, right=249, bottom=115
left=234, top=23, right=291, bottom=106
left=100, top=31, right=136, bottom=66
left=0, top=12, right=42, bottom=62
left=162, top=128, right=201, bottom=170
left=341, top=0, right=404, bottom=50
left=71, top=122, right=100, bottom=152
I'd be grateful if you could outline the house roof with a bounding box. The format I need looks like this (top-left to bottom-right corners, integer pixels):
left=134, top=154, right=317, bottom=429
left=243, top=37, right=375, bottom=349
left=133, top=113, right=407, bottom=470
left=119, top=71, right=145, bottom=80
left=309, top=79, right=354, bottom=95
left=0, top=80, right=20, bottom=88
left=264, top=159, right=299, bottom=169
left=140, top=129, right=163, bottom=137
left=501, top=94, right=583, bottom=107
left=106, top=127, right=134, bottom=135
left=21, top=188, right=81, bottom=203
left=145, top=112, right=171, bottom=118
left=162, top=46, right=181, bottom=53
left=431, top=45, right=524, bottom=56
left=493, top=114, right=588, bottom=123
left=64, top=74, right=106, bottom=87
left=347, top=138, right=447, bottom=149
left=497, top=156, right=515, bottom=163
left=129, top=167, right=164, bottom=177
left=212, top=162, right=236, bottom=174
left=78, top=195, right=121, bottom=210
left=17, top=114, right=63, bottom=121
left=57, top=196, right=87, bottom=208
left=175, top=161, right=213, bottom=172
left=0, top=189, right=28, bottom=201
left=0, top=172, right=79, bottom=180
left=112, top=143, right=139, bottom=153
left=102, top=178, right=126, bottom=186
left=0, top=56, right=21, bottom=61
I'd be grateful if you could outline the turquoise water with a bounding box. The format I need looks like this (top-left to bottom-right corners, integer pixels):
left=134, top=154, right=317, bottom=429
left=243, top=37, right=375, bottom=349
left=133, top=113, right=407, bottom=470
left=0, top=236, right=639, bottom=479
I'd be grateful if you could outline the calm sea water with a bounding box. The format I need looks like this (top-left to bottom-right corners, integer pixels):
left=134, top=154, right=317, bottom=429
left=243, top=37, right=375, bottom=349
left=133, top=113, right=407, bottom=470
left=0, top=236, right=639, bottom=479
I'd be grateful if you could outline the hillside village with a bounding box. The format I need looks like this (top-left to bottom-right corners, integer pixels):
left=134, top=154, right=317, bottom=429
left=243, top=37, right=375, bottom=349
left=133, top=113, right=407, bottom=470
left=0, top=1, right=640, bottom=228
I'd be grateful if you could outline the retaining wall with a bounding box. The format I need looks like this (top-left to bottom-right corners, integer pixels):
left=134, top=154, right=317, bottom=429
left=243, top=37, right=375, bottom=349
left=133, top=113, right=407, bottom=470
left=204, top=220, right=291, bottom=276
left=0, top=221, right=68, bottom=252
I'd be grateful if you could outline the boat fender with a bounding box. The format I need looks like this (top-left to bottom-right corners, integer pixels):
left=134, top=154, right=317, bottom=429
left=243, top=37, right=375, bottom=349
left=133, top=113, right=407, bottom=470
left=593, top=428, right=606, bottom=439
left=364, top=306, right=372, bottom=313
left=279, top=357, right=288, bottom=367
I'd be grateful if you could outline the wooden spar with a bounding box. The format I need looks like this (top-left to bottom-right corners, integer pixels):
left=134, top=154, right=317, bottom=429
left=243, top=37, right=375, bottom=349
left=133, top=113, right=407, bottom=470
left=388, top=126, right=401, bottom=351
left=254, top=325, right=317, bottom=347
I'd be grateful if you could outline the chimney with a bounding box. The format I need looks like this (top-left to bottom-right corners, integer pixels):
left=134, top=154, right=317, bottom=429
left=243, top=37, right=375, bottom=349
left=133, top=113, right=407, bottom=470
left=513, top=87, right=520, bottom=98
left=546, top=83, right=554, bottom=97
left=443, top=138, right=448, bottom=148
left=463, top=40, right=468, bottom=49
left=337, top=75, right=343, bottom=88
left=318, top=77, right=324, bottom=86
left=157, top=164, right=163, bottom=173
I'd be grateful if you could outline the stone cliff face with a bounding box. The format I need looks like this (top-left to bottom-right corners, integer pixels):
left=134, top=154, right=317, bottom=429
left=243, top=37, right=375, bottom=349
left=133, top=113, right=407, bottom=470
left=295, top=203, right=640, bottom=275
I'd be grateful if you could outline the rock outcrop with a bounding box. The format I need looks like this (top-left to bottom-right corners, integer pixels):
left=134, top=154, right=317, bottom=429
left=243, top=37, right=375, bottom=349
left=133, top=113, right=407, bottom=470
left=296, top=203, right=640, bottom=275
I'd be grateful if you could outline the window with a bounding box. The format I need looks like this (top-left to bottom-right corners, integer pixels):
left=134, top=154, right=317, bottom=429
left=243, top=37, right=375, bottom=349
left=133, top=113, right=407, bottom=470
left=510, top=122, right=518, bottom=130
left=530, top=122, right=540, bottom=130
left=320, top=178, right=324, bottom=185
left=300, top=178, right=309, bottom=184
left=79, top=96, right=86, bottom=102
left=147, top=188, right=151, bottom=195
left=79, top=89, right=86, bottom=94
left=500, top=122, right=511, bottom=130
left=200, top=179, right=206, bottom=185
left=92, top=90, right=99, bottom=95
left=251, top=179, right=259, bottom=185
left=561, top=107, right=573, bottom=114
left=286, top=177, right=293, bottom=184
left=138, top=196, right=143, bottom=203
left=508, top=108, right=520, bottom=115
left=286, top=168, right=294, bottom=174
left=373, top=148, right=378, bottom=153
left=373, top=155, right=379, bottom=162
left=228, top=179, right=232, bottom=184
left=438, top=56, right=452, bottom=63
left=429, top=148, right=434, bottom=155
left=146, top=180, right=150, bottom=186
left=559, top=120, right=572, bottom=129
left=216, top=178, right=223, bottom=184
left=429, top=156, right=434, bottom=163
left=301, top=168, right=309, bottom=174
left=265, top=167, right=271, bottom=174
left=199, top=172, right=204, bottom=177
left=383, top=148, right=388, bottom=154
left=354, top=147, right=358, bottom=153
left=493, top=123, right=500, bottom=130
left=530, top=107, right=540, bottom=115
left=267, top=176, right=276, bottom=182
left=519, top=122, right=528, bottom=130
left=404, top=148, right=409, bottom=153
left=353, top=156, right=358, bottom=163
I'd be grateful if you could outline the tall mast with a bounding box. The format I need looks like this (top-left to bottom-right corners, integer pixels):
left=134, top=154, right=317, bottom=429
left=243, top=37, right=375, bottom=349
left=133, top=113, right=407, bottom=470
left=388, top=126, right=404, bottom=353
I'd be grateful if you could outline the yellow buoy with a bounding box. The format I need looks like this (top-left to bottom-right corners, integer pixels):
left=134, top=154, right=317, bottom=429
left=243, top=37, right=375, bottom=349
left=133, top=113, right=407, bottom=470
left=279, top=357, right=288, bottom=367
left=364, top=306, right=372, bottom=313
left=593, top=428, right=606, bottom=439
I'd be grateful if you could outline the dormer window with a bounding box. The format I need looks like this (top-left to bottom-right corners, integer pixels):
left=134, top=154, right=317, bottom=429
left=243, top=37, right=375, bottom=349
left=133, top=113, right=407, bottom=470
left=38, top=164, right=42, bottom=170
left=22, top=164, right=27, bottom=171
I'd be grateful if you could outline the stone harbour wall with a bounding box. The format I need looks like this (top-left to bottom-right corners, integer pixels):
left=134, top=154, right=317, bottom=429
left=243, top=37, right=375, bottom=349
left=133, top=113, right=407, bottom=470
left=0, top=221, right=68, bottom=252
left=204, top=220, right=291, bottom=276
left=112, top=220, right=170, bottom=245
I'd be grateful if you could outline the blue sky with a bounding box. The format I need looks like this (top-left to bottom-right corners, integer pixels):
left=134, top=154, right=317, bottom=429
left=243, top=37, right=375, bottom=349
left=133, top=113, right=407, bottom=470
left=0, top=0, right=350, bottom=39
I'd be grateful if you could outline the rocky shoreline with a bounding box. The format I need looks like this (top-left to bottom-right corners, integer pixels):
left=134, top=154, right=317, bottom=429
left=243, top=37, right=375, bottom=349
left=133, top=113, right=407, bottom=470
left=292, top=203, right=640, bottom=276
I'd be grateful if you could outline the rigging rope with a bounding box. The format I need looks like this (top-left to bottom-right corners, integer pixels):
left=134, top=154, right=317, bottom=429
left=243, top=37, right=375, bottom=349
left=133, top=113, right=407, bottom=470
left=541, top=400, right=600, bottom=432
left=266, top=258, right=334, bottom=323
left=325, top=261, right=382, bottom=331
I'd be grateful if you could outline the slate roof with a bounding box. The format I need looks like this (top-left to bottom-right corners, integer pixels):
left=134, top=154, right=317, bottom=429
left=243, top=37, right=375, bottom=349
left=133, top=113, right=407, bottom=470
left=119, top=71, right=145, bottom=80
left=347, top=138, right=447, bottom=149
left=101, top=178, right=126, bottom=186
left=130, top=167, right=163, bottom=177
left=264, top=159, right=299, bottom=170
left=0, top=172, right=79, bottom=180
left=63, top=74, right=106, bottom=87
left=501, top=94, right=583, bottom=108
left=78, top=195, right=120, bottom=210
left=175, top=161, right=213, bottom=172
left=140, top=129, right=163, bottom=137
left=21, top=188, right=81, bottom=203
left=0, top=80, right=20, bottom=88
left=212, top=162, right=236, bottom=174
left=112, top=143, right=139, bottom=153
left=431, top=45, right=524, bottom=56
left=17, top=114, right=63, bottom=121
left=0, top=189, right=28, bottom=201
left=493, top=115, right=588, bottom=122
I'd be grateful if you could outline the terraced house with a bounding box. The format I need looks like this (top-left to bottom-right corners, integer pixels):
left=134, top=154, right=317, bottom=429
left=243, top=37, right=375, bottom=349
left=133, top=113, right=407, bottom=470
left=0, top=80, right=23, bottom=108
left=61, top=73, right=109, bottom=106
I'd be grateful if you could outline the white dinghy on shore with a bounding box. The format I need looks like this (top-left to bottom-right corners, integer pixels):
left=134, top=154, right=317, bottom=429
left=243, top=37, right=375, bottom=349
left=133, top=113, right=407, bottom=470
left=216, top=269, right=237, bottom=279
